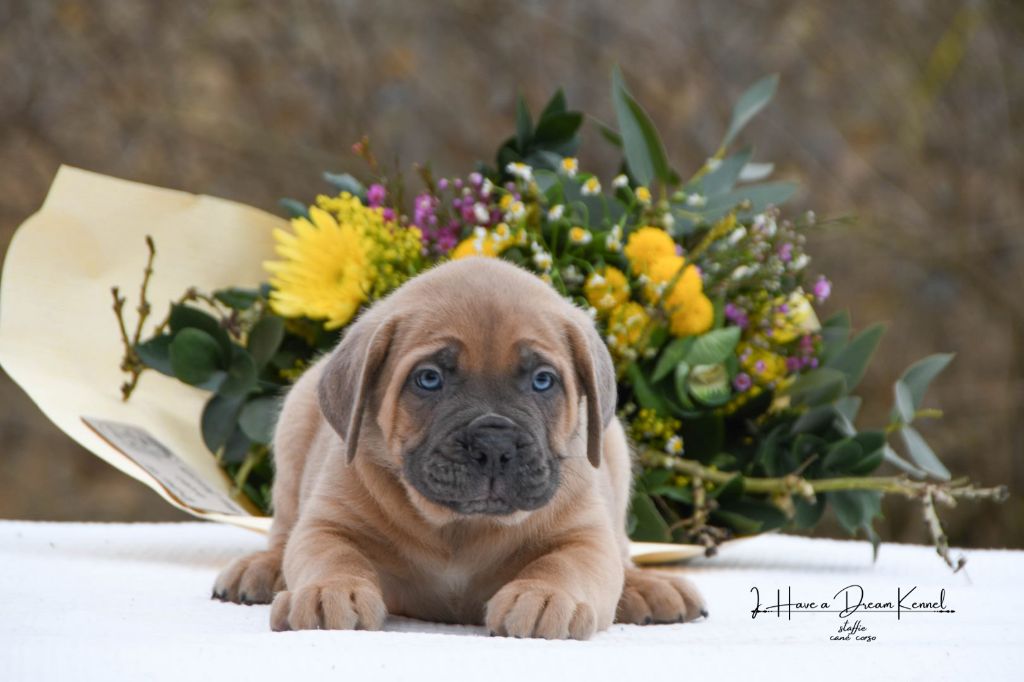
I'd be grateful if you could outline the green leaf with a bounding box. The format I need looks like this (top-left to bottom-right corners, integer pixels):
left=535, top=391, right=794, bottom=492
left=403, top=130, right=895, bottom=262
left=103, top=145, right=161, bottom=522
left=882, top=444, right=928, bottom=478
left=826, top=323, right=885, bottom=391
left=834, top=395, right=862, bottom=422
left=279, top=198, right=309, bottom=219
left=672, top=362, right=695, bottom=409
left=700, top=181, right=798, bottom=221
left=515, top=94, right=533, bottom=153
left=822, top=439, right=864, bottom=473
left=684, top=326, right=741, bottom=366
left=899, top=353, right=954, bottom=411
left=711, top=509, right=762, bottom=535
left=724, top=499, right=788, bottom=532
left=782, top=367, right=847, bottom=406
left=213, top=287, right=261, bottom=310
left=200, top=393, right=245, bottom=453
left=628, top=492, right=671, bottom=542
left=168, top=304, right=231, bottom=358
left=539, top=88, right=567, bottom=119
left=894, top=380, right=916, bottom=424
left=247, top=316, right=285, bottom=369
left=322, top=172, right=365, bottom=197
left=790, top=404, right=836, bottom=435
left=533, top=112, right=583, bottom=146
left=221, top=426, right=251, bottom=464
left=611, top=65, right=671, bottom=186
left=134, top=335, right=174, bottom=376
left=217, top=347, right=258, bottom=397
left=626, top=363, right=669, bottom=414
left=238, top=395, right=280, bottom=445
left=722, top=74, right=779, bottom=149
left=652, top=337, right=695, bottom=382
left=697, top=147, right=752, bottom=196
left=899, top=425, right=951, bottom=480
left=793, top=496, right=825, bottom=529
left=169, top=329, right=225, bottom=386
left=828, top=490, right=883, bottom=535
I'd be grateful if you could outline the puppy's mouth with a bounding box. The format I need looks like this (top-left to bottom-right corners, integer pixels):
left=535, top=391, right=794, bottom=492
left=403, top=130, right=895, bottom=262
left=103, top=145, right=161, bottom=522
left=402, top=427, right=560, bottom=517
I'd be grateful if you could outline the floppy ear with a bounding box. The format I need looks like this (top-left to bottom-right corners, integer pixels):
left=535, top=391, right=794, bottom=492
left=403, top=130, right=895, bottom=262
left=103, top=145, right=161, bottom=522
left=565, top=315, right=617, bottom=468
left=317, top=313, right=398, bottom=463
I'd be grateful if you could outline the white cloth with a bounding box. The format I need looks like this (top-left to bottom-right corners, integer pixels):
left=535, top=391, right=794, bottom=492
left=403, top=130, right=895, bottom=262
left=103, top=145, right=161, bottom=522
left=1, top=520, right=1021, bottom=681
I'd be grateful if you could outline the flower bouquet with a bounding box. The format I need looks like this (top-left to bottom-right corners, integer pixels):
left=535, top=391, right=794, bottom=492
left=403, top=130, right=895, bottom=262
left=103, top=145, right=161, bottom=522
left=112, top=68, right=1006, bottom=567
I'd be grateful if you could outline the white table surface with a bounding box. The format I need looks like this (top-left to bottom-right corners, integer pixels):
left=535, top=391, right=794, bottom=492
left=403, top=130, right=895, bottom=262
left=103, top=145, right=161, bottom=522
left=1, top=520, right=1021, bottom=681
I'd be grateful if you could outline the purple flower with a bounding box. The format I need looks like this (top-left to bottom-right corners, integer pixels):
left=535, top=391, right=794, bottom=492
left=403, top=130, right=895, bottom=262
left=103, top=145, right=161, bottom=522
left=381, top=208, right=396, bottom=222
left=724, top=303, right=749, bottom=329
left=813, top=276, right=832, bottom=302
left=777, top=242, right=793, bottom=262
left=755, top=360, right=767, bottom=373
left=454, top=178, right=464, bottom=189
left=733, top=373, right=752, bottom=392
left=786, top=356, right=802, bottom=373
left=367, top=183, right=386, bottom=207
left=437, top=178, right=449, bottom=191
left=469, top=172, right=483, bottom=186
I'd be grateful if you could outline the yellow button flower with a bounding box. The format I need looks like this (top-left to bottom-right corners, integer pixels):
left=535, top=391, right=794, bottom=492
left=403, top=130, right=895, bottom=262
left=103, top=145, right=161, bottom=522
left=666, top=291, right=713, bottom=338
left=624, top=226, right=677, bottom=275
left=584, top=266, right=630, bottom=314
left=635, top=186, right=652, bottom=205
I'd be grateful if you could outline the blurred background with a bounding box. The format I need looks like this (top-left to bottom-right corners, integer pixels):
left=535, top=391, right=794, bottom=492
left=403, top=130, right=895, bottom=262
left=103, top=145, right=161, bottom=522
left=1, top=0, right=1021, bottom=548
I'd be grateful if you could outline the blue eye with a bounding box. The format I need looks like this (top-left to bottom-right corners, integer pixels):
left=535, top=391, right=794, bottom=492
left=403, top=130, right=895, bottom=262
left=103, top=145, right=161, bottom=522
left=414, top=367, right=444, bottom=391
left=532, top=370, right=555, bottom=392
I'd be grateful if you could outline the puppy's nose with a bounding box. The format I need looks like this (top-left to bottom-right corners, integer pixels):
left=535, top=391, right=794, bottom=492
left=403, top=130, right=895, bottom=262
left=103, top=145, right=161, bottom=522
left=466, top=414, right=518, bottom=472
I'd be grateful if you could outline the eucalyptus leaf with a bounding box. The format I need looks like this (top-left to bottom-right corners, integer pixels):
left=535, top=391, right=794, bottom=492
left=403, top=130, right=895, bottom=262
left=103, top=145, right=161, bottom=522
left=238, top=395, right=280, bottom=445
left=826, top=323, right=885, bottom=391
left=722, top=74, right=779, bottom=149
left=278, top=198, right=309, bottom=219
left=539, top=88, right=567, bottom=119
left=899, top=425, right=951, bottom=480
left=221, top=426, right=251, bottom=464
left=828, top=490, right=883, bottom=535
left=894, top=380, right=916, bottom=424
left=611, top=66, right=671, bottom=187
left=533, top=112, right=583, bottom=146
left=629, top=492, right=671, bottom=542
left=169, top=329, right=225, bottom=386
left=200, top=393, right=246, bottom=453
left=822, top=439, right=864, bottom=473
left=697, top=148, right=752, bottom=197
left=882, top=444, right=928, bottom=479
left=247, top=316, right=285, bottom=369
left=322, top=172, right=365, bottom=197
left=793, top=496, right=826, bottom=529
left=213, top=287, right=261, bottom=311
left=782, top=367, right=847, bottom=406
left=134, top=335, right=174, bottom=376
left=699, top=181, right=798, bottom=221
left=168, top=304, right=231, bottom=357
left=217, top=347, right=258, bottom=397
left=515, top=94, right=533, bottom=153
left=899, top=353, right=954, bottom=411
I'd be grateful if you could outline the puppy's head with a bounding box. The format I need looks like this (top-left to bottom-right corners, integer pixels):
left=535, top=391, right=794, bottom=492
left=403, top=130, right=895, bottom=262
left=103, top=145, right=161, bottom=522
left=318, top=258, right=616, bottom=525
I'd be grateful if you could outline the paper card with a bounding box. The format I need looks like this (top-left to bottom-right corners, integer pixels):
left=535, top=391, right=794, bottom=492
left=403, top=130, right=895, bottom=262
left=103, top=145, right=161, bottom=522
left=0, top=166, right=704, bottom=562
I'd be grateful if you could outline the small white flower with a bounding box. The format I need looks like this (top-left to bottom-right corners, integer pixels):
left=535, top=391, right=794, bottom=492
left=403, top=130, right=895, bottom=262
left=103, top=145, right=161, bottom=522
left=473, top=226, right=488, bottom=239
left=505, top=200, right=526, bottom=221
left=530, top=241, right=542, bottom=253
left=731, top=265, right=751, bottom=280
left=605, top=236, right=622, bottom=252
left=792, top=254, right=810, bottom=270
left=473, top=202, right=490, bottom=224
left=533, top=250, right=553, bottom=271
left=612, top=174, right=629, bottom=189
left=547, top=204, right=565, bottom=221
left=562, top=265, right=582, bottom=285
left=505, top=162, right=533, bottom=182
left=581, top=177, right=602, bottom=196
left=481, top=178, right=494, bottom=197
left=560, top=157, right=579, bottom=177
left=686, top=193, right=707, bottom=207
left=706, top=158, right=722, bottom=172
left=588, top=272, right=606, bottom=286
left=665, top=435, right=684, bottom=455
left=585, top=306, right=598, bottom=320
left=727, top=227, right=747, bottom=245
left=662, top=212, right=675, bottom=230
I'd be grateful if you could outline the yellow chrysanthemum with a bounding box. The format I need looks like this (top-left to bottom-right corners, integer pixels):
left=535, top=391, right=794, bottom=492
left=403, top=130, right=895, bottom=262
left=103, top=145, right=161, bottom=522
left=584, top=266, right=630, bottom=314
left=624, top=226, right=677, bottom=275
left=264, top=205, right=373, bottom=330
left=642, top=255, right=702, bottom=303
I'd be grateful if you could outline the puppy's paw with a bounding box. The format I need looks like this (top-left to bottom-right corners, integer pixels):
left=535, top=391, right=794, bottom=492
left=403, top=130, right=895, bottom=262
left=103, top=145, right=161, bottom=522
left=212, top=550, right=284, bottom=605
left=616, top=567, right=706, bottom=625
left=270, top=577, right=386, bottom=632
left=485, top=579, right=598, bottom=640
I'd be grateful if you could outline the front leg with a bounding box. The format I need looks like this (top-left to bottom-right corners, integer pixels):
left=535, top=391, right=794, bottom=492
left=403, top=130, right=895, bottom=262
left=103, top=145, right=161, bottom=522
left=270, top=521, right=387, bottom=632
left=485, top=528, right=623, bottom=640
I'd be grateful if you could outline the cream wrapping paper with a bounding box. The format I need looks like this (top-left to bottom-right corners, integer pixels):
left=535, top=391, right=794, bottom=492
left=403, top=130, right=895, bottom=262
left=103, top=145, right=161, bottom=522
left=0, top=166, right=704, bottom=562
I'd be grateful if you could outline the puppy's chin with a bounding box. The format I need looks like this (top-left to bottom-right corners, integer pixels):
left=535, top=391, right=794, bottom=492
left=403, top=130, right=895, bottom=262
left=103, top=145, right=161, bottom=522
left=400, top=481, right=535, bottom=528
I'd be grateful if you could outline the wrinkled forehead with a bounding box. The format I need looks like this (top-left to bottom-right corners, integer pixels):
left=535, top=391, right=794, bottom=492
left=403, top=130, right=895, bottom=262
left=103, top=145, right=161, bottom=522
left=392, top=303, right=569, bottom=376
